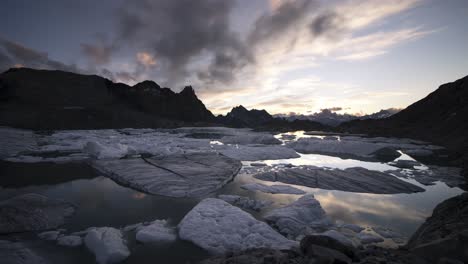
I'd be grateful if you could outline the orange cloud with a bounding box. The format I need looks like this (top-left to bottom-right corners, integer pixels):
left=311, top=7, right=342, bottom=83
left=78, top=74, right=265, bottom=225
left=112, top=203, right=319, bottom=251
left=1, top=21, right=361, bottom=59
left=136, top=52, right=157, bottom=67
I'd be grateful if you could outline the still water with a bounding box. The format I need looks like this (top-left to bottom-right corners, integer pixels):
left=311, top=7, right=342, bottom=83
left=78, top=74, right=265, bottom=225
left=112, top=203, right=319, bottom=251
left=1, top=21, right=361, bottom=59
left=0, top=131, right=464, bottom=263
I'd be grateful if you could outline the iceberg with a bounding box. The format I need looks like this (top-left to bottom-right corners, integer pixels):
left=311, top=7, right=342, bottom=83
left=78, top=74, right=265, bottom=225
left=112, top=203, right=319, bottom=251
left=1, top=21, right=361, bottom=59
left=84, top=227, right=130, bottom=264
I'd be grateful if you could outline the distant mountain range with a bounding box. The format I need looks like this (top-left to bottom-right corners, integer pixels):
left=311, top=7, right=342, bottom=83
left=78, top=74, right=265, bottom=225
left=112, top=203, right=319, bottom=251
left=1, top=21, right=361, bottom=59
left=274, top=108, right=401, bottom=126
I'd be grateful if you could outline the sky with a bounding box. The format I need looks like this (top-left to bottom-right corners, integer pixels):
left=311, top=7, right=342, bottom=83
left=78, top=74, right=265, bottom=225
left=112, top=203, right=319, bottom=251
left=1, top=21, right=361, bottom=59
left=1, top=0, right=467, bottom=115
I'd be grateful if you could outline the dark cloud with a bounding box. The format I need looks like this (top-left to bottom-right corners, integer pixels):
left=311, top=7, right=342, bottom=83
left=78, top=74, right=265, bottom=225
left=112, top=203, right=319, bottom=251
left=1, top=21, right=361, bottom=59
left=0, top=38, right=80, bottom=73
left=321, top=107, right=343, bottom=112
left=248, top=0, right=316, bottom=45
left=80, top=43, right=113, bottom=65
left=309, top=11, right=346, bottom=39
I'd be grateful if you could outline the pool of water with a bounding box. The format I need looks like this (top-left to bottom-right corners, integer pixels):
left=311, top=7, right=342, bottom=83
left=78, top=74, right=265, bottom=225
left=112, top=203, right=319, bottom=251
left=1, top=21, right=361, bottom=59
left=0, top=130, right=464, bottom=263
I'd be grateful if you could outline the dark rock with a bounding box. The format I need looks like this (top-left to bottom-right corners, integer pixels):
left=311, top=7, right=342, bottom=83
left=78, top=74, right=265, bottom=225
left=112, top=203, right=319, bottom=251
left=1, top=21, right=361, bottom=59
left=407, top=192, right=468, bottom=263
left=300, top=235, right=358, bottom=261
left=302, top=244, right=351, bottom=264
left=199, top=248, right=310, bottom=264
left=0, top=68, right=215, bottom=129
left=371, top=147, right=401, bottom=162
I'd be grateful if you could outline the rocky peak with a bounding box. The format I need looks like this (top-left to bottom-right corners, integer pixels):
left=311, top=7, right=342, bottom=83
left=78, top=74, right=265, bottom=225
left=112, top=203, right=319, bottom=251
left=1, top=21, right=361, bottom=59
left=180, top=86, right=196, bottom=97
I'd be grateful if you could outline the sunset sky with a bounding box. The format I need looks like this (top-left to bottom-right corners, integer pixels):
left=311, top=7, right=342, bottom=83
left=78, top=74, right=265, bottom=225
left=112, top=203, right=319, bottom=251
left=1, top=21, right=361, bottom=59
left=1, top=0, right=467, bottom=115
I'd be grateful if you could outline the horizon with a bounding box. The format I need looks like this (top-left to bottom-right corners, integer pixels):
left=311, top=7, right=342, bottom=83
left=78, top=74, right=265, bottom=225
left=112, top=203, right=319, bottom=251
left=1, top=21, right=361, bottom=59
left=1, top=0, right=468, bottom=115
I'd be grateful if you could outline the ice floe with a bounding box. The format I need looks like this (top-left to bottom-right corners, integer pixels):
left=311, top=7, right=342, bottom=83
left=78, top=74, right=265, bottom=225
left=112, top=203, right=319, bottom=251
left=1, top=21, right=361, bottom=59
left=218, top=195, right=272, bottom=211
left=38, top=230, right=61, bottom=241
left=214, top=144, right=299, bottom=161
left=92, top=152, right=241, bottom=197
left=388, top=166, right=465, bottom=188
left=220, top=134, right=281, bottom=145
left=178, top=198, right=297, bottom=255
left=0, top=193, right=75, bottom=234
left=254, top=167, right=425, bottom=194
left=135, top=220, right=177, bottom=243
left=264, top=194, right=333, bottom=239
left=241, top=183, right=305, bottom=195
left=84, top=227, right=130, bottom=264
left=57, top=235, right=83, bottom=247
left=356, top=232, right=384, bottom=244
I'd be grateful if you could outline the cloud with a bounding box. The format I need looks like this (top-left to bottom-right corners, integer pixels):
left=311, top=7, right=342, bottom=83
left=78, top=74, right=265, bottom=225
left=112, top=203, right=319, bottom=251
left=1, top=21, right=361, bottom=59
left=321, top=107, right=343, bottom=112
left=80, top=43, right=113, bottom=65
left=136, top=52, right=157, bottom=67
left=0, top=38, right=80, bottom=73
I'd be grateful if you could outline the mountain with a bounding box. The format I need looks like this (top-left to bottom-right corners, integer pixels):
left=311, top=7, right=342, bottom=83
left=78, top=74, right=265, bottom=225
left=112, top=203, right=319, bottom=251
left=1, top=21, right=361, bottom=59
left=218, top=105, right=328, bottom=131
left=0, top=68, right=215, bottom=129
left=340, top=75, right=468, bottom=174
left=275, top=108, right=400, bottom=126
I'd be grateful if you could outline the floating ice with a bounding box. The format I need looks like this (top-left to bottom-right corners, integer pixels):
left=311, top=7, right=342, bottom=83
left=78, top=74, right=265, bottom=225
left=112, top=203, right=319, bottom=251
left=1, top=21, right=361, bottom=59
left=178, top=198, right=297, bottom=255
left=218, top=195, right=272, bottom=211
left=241, top=183, right=305, bottom=195
left=92, top=152, right=241, bottom=197
left=220, top=134, right=281, bottom=145
left=84, top=227, right=130, bottom=264
left=255, top=167, right=425, bottom=194
left=356, top=232, right=384, bottom=244
left=215, top=144, right=299, bottom=161
left=264, top=195, right=333, bottom=239
left=135, top=220, right=177, bottom=243
left=57, top=235, right=83, bottom=247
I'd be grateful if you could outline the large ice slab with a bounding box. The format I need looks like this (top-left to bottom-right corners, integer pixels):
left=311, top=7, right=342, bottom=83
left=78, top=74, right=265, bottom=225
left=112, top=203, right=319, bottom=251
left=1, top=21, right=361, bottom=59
left=84, top=227, right=130, bottom=264
left=0, top=193, right=75, bottom=234
left=92, top=152, right=241, bottom=197
left=178, top=198, right=297, bottom=255
left=255, top=167, right=425, bottom=194
left=214, top=145, right=300, bottom=161
left=264, top=195, right=333, bottom=239
left=241, top=183, right=305, bottom=195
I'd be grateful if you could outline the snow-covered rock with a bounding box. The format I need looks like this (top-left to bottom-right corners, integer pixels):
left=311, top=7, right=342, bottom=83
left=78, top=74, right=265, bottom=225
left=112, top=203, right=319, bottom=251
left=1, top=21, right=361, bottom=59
left=264, top=195, right=333, bottom=239
left=254, top=167, right=425, bottom=194
left=218, top=195, right=272, bottom=211
left=135, top=220, right=177, bottom=243
left=0, top=240, right=48, bottom=264
left=57, top=235, right=82, bottom=247
left=84, top=227, right=130, bottom=264
left=0, top=193, right=75, bottom=234
left=178, top=198, right=297, bottom=255
left=241, top=183, right=305, bottom=195
left=92, top=152, right=242, bottom=197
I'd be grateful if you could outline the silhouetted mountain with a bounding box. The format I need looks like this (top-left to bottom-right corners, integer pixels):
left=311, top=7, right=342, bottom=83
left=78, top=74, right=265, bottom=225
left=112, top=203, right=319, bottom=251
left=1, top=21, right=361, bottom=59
left=0, top=68, right=215, bottom=129
left=340, top=75, right=468, bottom=175
left=275, top=108, right=400, bottom=126
left=218, top=105, right=328, bottom=131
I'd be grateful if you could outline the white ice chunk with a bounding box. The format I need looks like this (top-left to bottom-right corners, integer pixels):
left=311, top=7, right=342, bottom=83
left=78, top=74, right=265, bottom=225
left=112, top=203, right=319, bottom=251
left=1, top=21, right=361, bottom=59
left=135, top=220, right=177, bottom=243
left=264, top=195, right=333, bottom=239
left=84, top=227, right=130, bottom=264
left=178, top=198, right=297, bottom=255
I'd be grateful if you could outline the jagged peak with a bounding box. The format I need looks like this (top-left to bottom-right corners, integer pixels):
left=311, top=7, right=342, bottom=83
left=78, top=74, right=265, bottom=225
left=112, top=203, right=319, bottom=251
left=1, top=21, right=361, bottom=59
left=180, top=85, right=196, bottom=96
left=133, top=80, right=161, bottom=89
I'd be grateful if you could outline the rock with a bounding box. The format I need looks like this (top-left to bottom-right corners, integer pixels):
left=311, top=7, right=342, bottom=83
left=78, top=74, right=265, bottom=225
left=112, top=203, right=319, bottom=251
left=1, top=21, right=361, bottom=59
left=57, top=235, right=82, bottom=247
left=390, top=159, right=422, bottom=169
left=92, top=152, right=242, bottom=197
left=241, top=183, right=306, bottom=195
left=0, top=193, right=75, bottom=234
left=84, top=227, right=130, bottom=264
left=264, top=195, right=332, bottom=239
left=389, top=166, right=465, bottom=188
left=135, top=220, right=177, bottom=243
left=302, top=244, right=351, bottom=264
left=255, top=167, right=425, bottom=194
left=407, top=193, right=468, bottom=263
left=372, top=147, right=402, bottom=162
left=300, top=232, right=358, bottom=260
left=0, top=127, right=37, bottom=159
left=356, top=233, right=384, bottom=244
left=0, top=240, right=48, bottom=264
left=38, top=230, right=61, bottom=241
left=372, top=226, right=406, bottom=242
left=199, top=248, right=308, bottom=264
left=218, top=195, right=272, bottom=211
left=178, top=198, right=297, bottom=255
left=250, top=162, right=267, bottom=167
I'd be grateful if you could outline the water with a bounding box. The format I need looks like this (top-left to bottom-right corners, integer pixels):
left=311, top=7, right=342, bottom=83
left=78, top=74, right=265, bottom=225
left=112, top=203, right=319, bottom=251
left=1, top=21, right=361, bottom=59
left=0, top=130, right=464, bottom=263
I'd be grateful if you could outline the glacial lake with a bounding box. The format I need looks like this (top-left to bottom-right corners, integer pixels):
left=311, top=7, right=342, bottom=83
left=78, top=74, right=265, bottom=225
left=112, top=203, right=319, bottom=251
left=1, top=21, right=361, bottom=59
left=0, top=130, right=464, bottom=264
